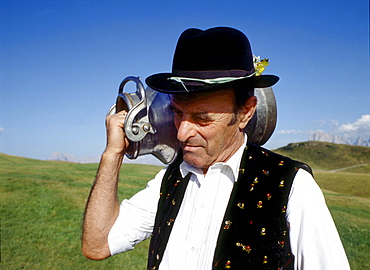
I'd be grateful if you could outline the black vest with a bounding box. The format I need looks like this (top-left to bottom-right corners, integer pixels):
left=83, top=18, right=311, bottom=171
left=147, top=143, right=312, bottom=270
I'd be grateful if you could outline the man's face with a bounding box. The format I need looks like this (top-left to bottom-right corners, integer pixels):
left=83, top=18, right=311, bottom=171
left=170, top=89, right=254, bottom=173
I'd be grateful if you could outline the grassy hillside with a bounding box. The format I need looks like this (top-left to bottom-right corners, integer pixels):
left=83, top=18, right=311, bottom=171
left=1, top=144, right=369, bottom=269
left=274, top=141, right=370, bottom=172
left=0, top=153, right=161, bottom=269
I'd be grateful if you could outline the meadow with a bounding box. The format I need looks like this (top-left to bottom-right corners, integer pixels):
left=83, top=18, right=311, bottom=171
left=1, top=142, right=369, bottom=269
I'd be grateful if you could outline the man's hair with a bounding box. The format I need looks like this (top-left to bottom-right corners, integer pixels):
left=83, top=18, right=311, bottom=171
left=233, top=86, right=255, bottom=111
left=228, top=86, right=254, bottom=126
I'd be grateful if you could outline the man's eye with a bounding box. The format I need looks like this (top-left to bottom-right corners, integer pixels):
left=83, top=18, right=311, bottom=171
left=196, top=115, right=212, bottom=124
left=197, top=116, right=208, bottom=121
left=196, top=113, right=211, bottom=121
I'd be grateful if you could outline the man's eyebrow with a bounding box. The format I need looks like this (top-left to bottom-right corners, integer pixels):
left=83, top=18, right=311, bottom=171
left=169, top=103, right=210, bottom=117
left=195, top=112, right=210, bottom=118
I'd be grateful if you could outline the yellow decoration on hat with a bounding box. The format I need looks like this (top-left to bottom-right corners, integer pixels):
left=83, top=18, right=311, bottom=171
left=253, top=55, right=269, bottom=76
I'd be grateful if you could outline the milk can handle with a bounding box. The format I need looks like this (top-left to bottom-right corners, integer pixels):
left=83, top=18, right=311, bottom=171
left=118, top=76, right=155, bottom=142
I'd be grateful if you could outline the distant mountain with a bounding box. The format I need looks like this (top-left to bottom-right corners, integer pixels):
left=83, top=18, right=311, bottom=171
left=49, top=152, right=75, bottom=162
left=309, top=131, right=370, bottom=147
left=354, top=137, right=370, bottom=147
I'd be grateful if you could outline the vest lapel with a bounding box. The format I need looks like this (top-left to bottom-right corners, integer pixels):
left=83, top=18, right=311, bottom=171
left=147, top=155, right=190, bottom=270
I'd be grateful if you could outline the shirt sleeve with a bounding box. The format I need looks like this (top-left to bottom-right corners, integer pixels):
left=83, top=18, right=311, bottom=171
left=287, top=169, right=351, bottom=270
left=108, top=168, right=166, bottom=255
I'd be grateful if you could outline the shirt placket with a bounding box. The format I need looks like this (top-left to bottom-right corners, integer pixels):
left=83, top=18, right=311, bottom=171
left=185, top=166, right=222, bottom=269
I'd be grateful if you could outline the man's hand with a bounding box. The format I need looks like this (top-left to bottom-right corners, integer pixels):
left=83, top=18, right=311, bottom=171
left=104, top=110, right=130, bottom=156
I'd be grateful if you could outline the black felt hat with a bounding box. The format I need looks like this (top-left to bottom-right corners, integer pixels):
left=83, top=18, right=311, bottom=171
left=145, top=27, right=279, bottom=94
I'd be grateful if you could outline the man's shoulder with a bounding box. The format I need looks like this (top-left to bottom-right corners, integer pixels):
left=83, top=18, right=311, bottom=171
left=247, top=142, right=312, bottom=175
left=248, top=142, right=289, bottom=159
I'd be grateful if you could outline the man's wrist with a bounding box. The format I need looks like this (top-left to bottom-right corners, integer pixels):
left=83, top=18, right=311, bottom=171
left=101, top=149, right=125, bottom=161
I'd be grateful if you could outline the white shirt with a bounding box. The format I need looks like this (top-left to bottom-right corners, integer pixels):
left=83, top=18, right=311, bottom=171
left=108, top=142, right=350, bottom=270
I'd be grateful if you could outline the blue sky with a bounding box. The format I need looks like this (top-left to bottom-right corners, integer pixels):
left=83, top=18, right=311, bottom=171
left=1, top=0, right=369, bottom=164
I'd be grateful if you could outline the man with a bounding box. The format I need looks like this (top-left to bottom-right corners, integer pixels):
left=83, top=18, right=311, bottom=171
left=82, top=27, right=350, bottom=269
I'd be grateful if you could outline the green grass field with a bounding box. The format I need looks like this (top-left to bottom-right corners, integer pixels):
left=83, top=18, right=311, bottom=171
left=1, top=142, right=369, bottom=269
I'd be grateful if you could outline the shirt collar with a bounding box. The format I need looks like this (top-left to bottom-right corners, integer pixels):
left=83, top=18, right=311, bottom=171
left=179, top=135, right=248, bottom=182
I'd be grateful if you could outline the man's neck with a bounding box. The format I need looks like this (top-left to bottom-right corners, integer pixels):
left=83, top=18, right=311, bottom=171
left=201, top=134, right=246, bottom=175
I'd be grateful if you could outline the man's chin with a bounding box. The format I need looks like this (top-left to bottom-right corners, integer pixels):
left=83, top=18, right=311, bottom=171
left=182, top=152, right=208, bottom=170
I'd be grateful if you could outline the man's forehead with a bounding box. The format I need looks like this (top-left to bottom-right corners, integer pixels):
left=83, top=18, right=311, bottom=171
left=169, top=89, right=236, bottom=115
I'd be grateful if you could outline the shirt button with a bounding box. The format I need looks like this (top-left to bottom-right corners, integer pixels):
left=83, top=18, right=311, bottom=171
left=191, top=247, right=195, bottom=252
left=200, top=202, right=205, bottom=208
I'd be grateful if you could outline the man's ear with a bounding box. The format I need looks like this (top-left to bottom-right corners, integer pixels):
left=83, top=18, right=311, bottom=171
left=238, top=96, right=257, bottom=129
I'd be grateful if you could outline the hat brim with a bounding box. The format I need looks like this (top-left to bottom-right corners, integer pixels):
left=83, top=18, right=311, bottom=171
left=145, top=73, right=279, bottom=94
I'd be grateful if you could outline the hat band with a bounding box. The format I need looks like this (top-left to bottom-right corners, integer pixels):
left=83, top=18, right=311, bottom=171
left=172, top=69, right=254, bottom=79
left=168, top=70, right=256, bottom=92
left=169, top=73, right=255, bottom=85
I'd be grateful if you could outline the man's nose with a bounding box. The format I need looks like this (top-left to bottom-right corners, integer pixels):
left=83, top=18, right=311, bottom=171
left=177, top=120, right=196, bottom=142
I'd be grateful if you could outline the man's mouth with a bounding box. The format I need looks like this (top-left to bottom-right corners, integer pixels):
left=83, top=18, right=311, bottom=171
left=181, top=144, right=202, bottom=151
